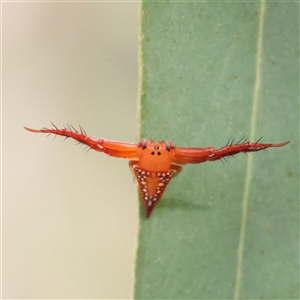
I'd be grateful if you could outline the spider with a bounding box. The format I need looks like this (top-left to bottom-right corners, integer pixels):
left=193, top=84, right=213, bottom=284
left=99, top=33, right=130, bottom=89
left=24, top=124, right=289, bottom=218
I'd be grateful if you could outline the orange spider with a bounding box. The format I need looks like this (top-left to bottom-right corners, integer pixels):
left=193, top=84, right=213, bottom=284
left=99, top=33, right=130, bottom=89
left=24, top=124, right=289, bottom=218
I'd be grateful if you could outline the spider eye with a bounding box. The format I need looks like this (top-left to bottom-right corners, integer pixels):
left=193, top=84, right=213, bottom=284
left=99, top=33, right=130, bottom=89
left=151, top=151, right=155, bottom=155
left=142, top=144, right=147, bottom=150
left=166, top=146, right=170, bottom=152
left=157, top=152, right=161, bottom=155
left=154, top=145, right=159, bottom=150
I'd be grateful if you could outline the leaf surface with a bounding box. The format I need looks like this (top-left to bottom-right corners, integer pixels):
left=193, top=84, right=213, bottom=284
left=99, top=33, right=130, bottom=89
left=135, top=2, right=299, bottom=299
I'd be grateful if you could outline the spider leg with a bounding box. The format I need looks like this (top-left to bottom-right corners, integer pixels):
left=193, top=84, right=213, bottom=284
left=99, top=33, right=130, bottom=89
left=24, top=125, right=138, bottom=159
left=170, top=164, right=182, bottom=177
left=173, top=140, right=289, bottom=165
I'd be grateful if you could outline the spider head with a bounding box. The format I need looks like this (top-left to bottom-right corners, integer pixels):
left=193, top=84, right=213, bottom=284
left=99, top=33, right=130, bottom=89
left=137, top=140, right=175, bottom=172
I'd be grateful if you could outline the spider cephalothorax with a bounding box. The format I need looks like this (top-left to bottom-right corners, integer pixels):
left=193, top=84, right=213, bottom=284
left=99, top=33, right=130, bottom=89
left=137, top=140, right=175, bottom=172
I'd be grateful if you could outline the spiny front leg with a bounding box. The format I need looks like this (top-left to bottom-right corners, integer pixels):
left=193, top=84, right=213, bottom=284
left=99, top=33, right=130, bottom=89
left=25, top=123, right=103, bottom=152
left=24, top=123, right=138, bottom=159
left=173, top=138, right=289, bottom=165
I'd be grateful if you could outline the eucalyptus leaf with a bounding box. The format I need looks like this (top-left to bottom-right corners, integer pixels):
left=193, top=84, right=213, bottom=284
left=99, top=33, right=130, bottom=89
left=135, top=2, right=299, bottom=299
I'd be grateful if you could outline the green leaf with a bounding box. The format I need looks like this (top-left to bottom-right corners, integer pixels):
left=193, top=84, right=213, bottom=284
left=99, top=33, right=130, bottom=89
left=135, top=1, right=299, bottom=299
